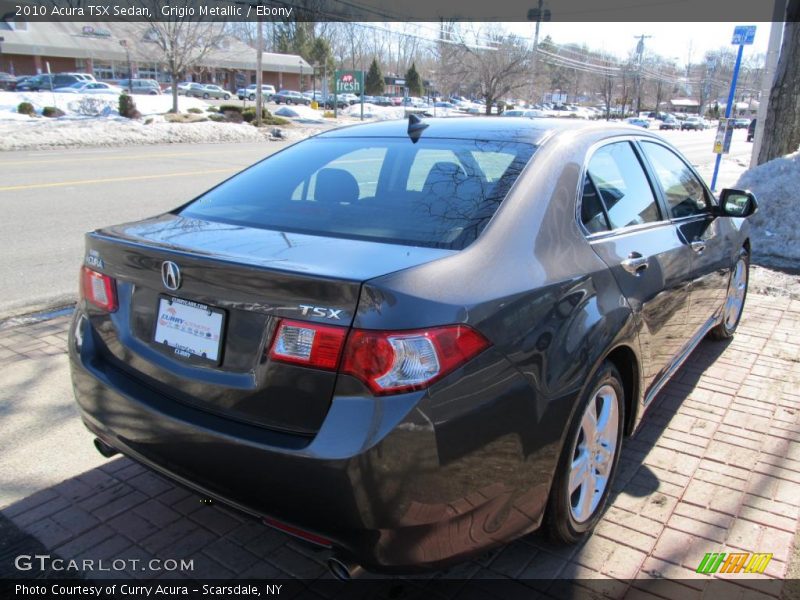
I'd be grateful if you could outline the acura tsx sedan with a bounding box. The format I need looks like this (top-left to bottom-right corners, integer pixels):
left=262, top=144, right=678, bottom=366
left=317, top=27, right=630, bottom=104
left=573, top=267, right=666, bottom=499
left=69, top=118, right=757, bottom=575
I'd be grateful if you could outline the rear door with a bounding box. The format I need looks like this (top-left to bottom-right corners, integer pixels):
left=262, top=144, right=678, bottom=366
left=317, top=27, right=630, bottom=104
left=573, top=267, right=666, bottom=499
left=637, top=140, right=732, bottom=336
left=579, top=140, right=694, bottom=390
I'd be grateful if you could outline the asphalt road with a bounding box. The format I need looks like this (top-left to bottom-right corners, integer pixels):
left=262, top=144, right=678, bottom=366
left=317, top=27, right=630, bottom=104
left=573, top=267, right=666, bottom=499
left=0, top=141, right=290, bottom=319
left=0, top=127, right=754, bottom=319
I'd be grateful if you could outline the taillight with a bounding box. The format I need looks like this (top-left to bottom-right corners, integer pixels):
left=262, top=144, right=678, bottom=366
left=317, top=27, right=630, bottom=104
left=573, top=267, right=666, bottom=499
left=341, top=325, right=490, bottom=395
left=268, top=319, right=347, bottom=370
left=80, top=266, right=118, bottom=312
left=268, top=320, right=490, bottom=395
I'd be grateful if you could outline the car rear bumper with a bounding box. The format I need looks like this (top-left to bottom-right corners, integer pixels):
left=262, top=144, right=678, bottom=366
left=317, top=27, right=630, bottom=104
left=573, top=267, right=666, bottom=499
left=68, top=310, right=553, bottom=572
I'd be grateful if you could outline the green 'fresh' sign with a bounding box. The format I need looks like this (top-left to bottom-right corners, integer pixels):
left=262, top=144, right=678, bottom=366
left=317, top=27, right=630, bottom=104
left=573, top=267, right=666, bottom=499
left=335, top=70, right=363, bottom=94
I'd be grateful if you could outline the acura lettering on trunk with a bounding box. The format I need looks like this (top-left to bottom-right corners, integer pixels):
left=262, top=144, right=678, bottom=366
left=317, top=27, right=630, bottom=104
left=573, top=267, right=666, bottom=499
left=69, top=117, right=758, bottom=576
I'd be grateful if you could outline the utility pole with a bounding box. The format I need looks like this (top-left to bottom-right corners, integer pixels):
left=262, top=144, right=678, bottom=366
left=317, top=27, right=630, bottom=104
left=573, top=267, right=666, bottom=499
left=528, top=1, right=551, bottom=104
left=255, top=16, right=263, bottom=126
left=633, top=34, right=652, bottom=115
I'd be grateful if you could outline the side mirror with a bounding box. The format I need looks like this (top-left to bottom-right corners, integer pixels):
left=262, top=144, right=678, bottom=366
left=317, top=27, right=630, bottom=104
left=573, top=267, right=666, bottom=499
left=718, top=188, right=759, bottom=218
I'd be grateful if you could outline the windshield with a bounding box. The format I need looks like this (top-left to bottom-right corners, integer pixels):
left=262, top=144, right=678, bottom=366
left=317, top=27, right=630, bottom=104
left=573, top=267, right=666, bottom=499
left=181, top=136, right=536, bottom=249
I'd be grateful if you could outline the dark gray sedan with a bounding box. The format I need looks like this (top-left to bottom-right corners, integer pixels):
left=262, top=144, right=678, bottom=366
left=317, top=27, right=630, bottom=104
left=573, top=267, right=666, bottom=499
left=69, top=118, right=756, bottom=576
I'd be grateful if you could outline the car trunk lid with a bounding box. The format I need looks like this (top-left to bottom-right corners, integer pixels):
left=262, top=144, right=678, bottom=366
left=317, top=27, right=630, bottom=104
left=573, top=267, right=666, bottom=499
left=85, top=213, right=455, bottom=434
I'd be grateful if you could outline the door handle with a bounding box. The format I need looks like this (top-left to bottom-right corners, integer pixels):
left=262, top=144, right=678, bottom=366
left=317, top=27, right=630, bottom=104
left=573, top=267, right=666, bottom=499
left=621, top=252, right=649, bottom=275
left=691, top=240, right=706, bottom=253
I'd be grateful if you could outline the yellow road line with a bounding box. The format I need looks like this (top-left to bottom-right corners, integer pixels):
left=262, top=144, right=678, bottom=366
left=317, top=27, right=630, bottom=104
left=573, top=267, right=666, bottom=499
left=1, top=149, right=262, bottom=167
left=0, top=168, right=238, bottom=192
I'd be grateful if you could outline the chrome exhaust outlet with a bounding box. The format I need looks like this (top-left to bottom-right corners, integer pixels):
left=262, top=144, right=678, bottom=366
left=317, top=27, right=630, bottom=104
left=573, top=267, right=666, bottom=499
left=93, top=438, right=119, bottom=458
left=327, top=556, right=363, bottom=581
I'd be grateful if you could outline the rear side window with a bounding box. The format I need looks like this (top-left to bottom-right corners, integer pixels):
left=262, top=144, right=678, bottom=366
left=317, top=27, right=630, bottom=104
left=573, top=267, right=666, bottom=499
left=181, top=137, right=536, bottom=249
left=585, top=142, right=661, bottom=230
left=639, top=141, right=710, bottom=219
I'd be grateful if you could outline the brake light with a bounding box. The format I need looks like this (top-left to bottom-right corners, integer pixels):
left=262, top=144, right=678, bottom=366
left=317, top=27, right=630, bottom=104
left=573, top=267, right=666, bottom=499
left=268, top=320, right=490, bottom=395
left=80, top=266, right=118, bottom=312
left=341, top=325, right=490, bottom=395
left=268, top=319, right=347, bottom=370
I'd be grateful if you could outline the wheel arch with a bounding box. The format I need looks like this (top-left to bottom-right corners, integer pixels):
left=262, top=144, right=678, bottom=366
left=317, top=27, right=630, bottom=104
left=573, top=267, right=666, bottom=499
left=603, top=344, right=641, bottom=436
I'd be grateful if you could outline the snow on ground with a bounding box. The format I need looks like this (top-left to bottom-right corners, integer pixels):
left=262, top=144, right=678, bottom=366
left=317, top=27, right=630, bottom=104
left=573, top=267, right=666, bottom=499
left=735, top=149, right=800, bottom=269
left=0, top=90, right=208, bottom=119
left=0, top=117, right=270, bottom=151
left=273, top=105, right=326, bottom=123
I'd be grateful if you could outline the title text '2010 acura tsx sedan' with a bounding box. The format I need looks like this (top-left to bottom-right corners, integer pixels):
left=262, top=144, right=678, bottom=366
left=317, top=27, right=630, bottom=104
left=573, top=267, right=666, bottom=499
left=69, top=117, right=757, bottom=575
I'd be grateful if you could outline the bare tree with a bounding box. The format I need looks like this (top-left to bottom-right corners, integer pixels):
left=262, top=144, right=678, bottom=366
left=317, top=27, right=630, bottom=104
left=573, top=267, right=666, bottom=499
left=461, top=29, right=532, bottom=115
left=759, top=0, right=800, bottom=163
left=140, top=2, right=226, bottom=112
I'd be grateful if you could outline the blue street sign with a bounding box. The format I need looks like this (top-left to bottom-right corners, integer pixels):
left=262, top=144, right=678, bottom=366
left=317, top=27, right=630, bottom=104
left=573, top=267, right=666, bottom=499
left=711, top=25, right=754, bottom=191
left=732, top=25, right=756, bottom=45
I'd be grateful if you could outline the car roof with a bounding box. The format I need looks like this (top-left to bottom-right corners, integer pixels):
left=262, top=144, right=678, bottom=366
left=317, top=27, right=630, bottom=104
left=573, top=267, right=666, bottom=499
left=317, top=117, right=642, bottom=145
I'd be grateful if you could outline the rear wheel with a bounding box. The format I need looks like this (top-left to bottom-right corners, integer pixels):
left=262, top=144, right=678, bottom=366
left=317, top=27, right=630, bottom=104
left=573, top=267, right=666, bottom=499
left=546, top=362, right=624, bottom=544
left=224, top=94, right=230, bottom=100
left=248, top=94, right=255, bottom=101
left=203, top=93, right=209, bottom=99
left=709, top=251, right=749, bottom=340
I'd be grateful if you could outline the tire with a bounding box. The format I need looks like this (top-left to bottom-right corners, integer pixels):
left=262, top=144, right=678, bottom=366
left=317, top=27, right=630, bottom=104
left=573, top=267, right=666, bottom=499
left=224, top=94, right=230, bottom=100
left=709, top=250, right=749, bottom=340
left=546, top=362, right=625, bottom=544
left=203, top=93, right=209, bottom=99
left=248, top=94, right=255, bottom=101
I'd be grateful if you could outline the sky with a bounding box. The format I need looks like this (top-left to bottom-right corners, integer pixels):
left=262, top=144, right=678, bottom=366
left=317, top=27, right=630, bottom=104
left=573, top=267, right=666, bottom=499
left=505, top=22, right=772, bottom=65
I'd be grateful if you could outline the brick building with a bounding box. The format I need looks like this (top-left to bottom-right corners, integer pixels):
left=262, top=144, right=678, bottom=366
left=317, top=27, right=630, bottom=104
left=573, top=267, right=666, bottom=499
left=0, top=20, right=312, bottom=91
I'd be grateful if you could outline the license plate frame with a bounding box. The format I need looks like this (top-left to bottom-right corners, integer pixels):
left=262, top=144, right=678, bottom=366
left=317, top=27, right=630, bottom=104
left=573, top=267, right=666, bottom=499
left=153, top=295, right=226, bottom=366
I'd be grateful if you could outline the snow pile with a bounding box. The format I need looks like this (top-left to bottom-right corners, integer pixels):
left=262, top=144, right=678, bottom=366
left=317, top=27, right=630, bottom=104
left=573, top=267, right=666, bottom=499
left=272, top=105, right=325, bottom=123
left=0, top=91, right=208, bottom=119
left=735, top=149, right=800, bottom=268
left=341, top=103, right=405, bottom=121
left=0, top=117, right=270, bottom=151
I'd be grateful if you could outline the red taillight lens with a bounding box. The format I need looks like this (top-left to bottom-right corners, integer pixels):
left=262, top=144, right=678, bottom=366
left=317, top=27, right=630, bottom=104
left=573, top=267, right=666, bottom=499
left=268, top=320, right=490, bottom=395
left=268, top=319, right=347, bottom=370
left=341, top=325, right=490, bottom=395
left=80, top=266, right=118, bottom=312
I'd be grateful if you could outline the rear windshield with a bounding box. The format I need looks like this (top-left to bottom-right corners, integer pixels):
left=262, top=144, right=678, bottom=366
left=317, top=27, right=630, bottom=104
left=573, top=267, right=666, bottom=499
left=180, top=137, right=536, bottom=249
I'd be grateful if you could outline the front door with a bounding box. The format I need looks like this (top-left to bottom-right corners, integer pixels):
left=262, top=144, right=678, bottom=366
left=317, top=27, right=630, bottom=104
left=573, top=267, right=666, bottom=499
left=579, top=140, right=694, bottom=391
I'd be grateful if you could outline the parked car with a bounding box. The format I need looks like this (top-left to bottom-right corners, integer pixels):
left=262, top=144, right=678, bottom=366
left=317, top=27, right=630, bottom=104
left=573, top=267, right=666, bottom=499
left=70, top=118, right=757, bottom=577
left=15, top=73, right=83, bottom=91
left=680, top=116, right=706, bottom=131
left=502, top=109, right=545, bottom=118
left=733, top=118, right=750, bottom=129
left=203, top=83, right=231, bottom=100
left=273, top=90, right=311, bottom=105
left=64, top=72, right=96, bottom=82
left=302, top=91, right=325, bottom=103
left=0, top=72, right=17, bottom=91
left=323, top=97, right=349, bottom=110
left=625, top=117, right=650, bottom=128
left=747, top=118, right=757, bottom=142
left=237, top=84, right=276, bottom=101
left=54, top=82, right=123, bottom=95
left=117, top=79, right=162, bottom=95
left=163, top=82, right=192, bottom=96
left=658, top=117, right=680, bottom=130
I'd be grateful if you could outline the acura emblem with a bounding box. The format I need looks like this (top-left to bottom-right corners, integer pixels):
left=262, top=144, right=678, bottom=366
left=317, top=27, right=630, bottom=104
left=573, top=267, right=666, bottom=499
left=161, top=261, right=181, bottom=291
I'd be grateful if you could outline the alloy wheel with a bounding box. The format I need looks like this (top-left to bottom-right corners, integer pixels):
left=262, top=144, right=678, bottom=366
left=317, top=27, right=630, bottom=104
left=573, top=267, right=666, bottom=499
left=568, top=384, right=619, bottom=523
left=724, top=257, right=747, bottom=330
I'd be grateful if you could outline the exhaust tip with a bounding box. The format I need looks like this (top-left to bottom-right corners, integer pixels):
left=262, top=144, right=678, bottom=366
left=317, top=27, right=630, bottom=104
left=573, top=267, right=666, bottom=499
left=93, top=438, right=119, bottom=458
left=327, top=556, right=363, bottom=581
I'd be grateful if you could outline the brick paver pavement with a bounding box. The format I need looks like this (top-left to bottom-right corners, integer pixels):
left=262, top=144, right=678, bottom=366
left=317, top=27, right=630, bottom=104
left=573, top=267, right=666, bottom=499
left=1, top=294, right=799, bottom=598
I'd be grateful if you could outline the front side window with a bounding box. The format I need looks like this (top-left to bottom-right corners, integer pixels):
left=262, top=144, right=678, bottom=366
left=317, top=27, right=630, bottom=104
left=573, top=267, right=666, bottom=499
left=639, top=141, right=710, bottom=219
left=585, top=142, right=661, bottom=230
left=182, top=137, right=536, bottom=249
